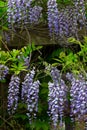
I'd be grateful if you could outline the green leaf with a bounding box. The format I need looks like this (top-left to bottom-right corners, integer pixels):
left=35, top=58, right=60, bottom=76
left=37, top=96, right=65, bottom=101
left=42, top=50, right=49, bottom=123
left=30, top=120, right=49, bottom=130
left=53, top=58, right=63, bottom=63
left=36, top=46, right=43, bottom=50
left=14, top=114, right=27, bottom=120
left=2, top=26, right=9, bottom=31
left=59, top=52, right=66, bottom=59
left=0, top=35, right=2, bottom=41
left=18, top=103, right=27, bottom=109
left=68, top=37, right=76, bottom=43
left=41, top=88, right=48, bottom=94
left=68, top=37, right=82, bottom=47
left=31, top=43, right=36, bottom=50
left=84, top=36, right=87, bottom=44
left=41, top=82, right=48, bottom=88
left=0, top=50, right=10, bottom=64
left=10, top=62, right=27, bottom=74
left=52, top=62, right=59, bottom=67
left=10, top=49, right=20, bottom=58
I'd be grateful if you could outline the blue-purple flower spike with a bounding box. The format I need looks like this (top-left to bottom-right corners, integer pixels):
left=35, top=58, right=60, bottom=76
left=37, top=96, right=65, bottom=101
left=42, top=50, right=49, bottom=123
left=47, top=0, right=59, bottom=38
left=7, top=75, right=20, bottom=114
left=7, top=0, right=33, bottom=28
left=66, top=73, right=87, bottom=122
left=29, top=6, right=42, bottom=25
left=48, top=67, right=67, bottom=127
left=21, top=68, right=40, bottom=122
left=0, top=64, right=9, bottom=81
left=74, top=0, right=86, bottom=28
left=21, top=69, right=35, bottom=102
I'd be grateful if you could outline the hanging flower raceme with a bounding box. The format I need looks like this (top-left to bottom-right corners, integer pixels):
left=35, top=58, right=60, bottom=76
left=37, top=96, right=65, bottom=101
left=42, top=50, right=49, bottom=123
left=7, top=75, right=20, bottom=115
left=0, top=64, right=9, bottom=81
left=7, top=0, right=86, bottom=38
left=47, top=0, right=86, bottom=39
left=65, top=6, right=78, bottom=37
left=48, top=67, right=67, bottom=127
left=47, top=0, right=59, bottom=38
left=29, top=6, right=42, bottom=25
left=7, top=0, right=21, bottom=28
left=66, top=73, right=87, bottom=122
left=21, top=69, right=35, bottom=102
left=7, top=0, right=33, bottom=28
left=74, top=0, right=86, bottom=28
left=21, top=68, right=40, bottom=122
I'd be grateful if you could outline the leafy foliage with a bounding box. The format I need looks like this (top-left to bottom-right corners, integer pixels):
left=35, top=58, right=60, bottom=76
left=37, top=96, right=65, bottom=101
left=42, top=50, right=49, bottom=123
left=0, top=44, right=42, bottom=75
left=48, top=37, right=87, bottom=75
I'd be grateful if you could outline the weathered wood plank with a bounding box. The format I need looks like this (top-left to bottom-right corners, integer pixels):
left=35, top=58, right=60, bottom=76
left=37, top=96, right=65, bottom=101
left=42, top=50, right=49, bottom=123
left=2, top=25, right=87, bottom=47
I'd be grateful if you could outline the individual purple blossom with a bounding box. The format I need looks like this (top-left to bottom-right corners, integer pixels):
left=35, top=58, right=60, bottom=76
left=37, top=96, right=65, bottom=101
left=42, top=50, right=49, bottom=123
left=47, top=0, right=59, bottom=38
left=7, top=75, right=20, bottom=115
left=0, top=64, right=9, bottom=81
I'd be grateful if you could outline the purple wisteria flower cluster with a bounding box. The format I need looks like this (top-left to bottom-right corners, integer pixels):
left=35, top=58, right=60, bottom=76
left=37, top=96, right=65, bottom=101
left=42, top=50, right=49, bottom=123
left=47, top=0, right=59, bottom=38
left=7, top=0, right=86, bottom=38
left=74, top=0, right=86, bottom=28
left=66, top=73, right=87, bottom=122
left=7, top=0, right=31, bottom=28
left=7, top=0, right=42, bottom=28
left=21, top=68, right=40, bottom=122
left=48, top=67, right=67, bottom=127
left=7, top=75, right=20, bottom=115
left=29, top=6, right=42, bottom=25
left=0, top=64, right=9, bottom=81
left=47, top=0, right=86, bottom=38
left=58, top=8, right=69, bottom=37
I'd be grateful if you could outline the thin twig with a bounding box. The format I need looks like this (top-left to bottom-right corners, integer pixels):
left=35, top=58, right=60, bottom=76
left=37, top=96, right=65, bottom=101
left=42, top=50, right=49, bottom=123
left=0, top=39, right=10, bottom=52
left=25, top=26, right=32, bottom=63
left=10, top=29, right=28, bottom=43
left=0, top=116, right=15, bottom=129
left=0, top=12, right=7, bottom=20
